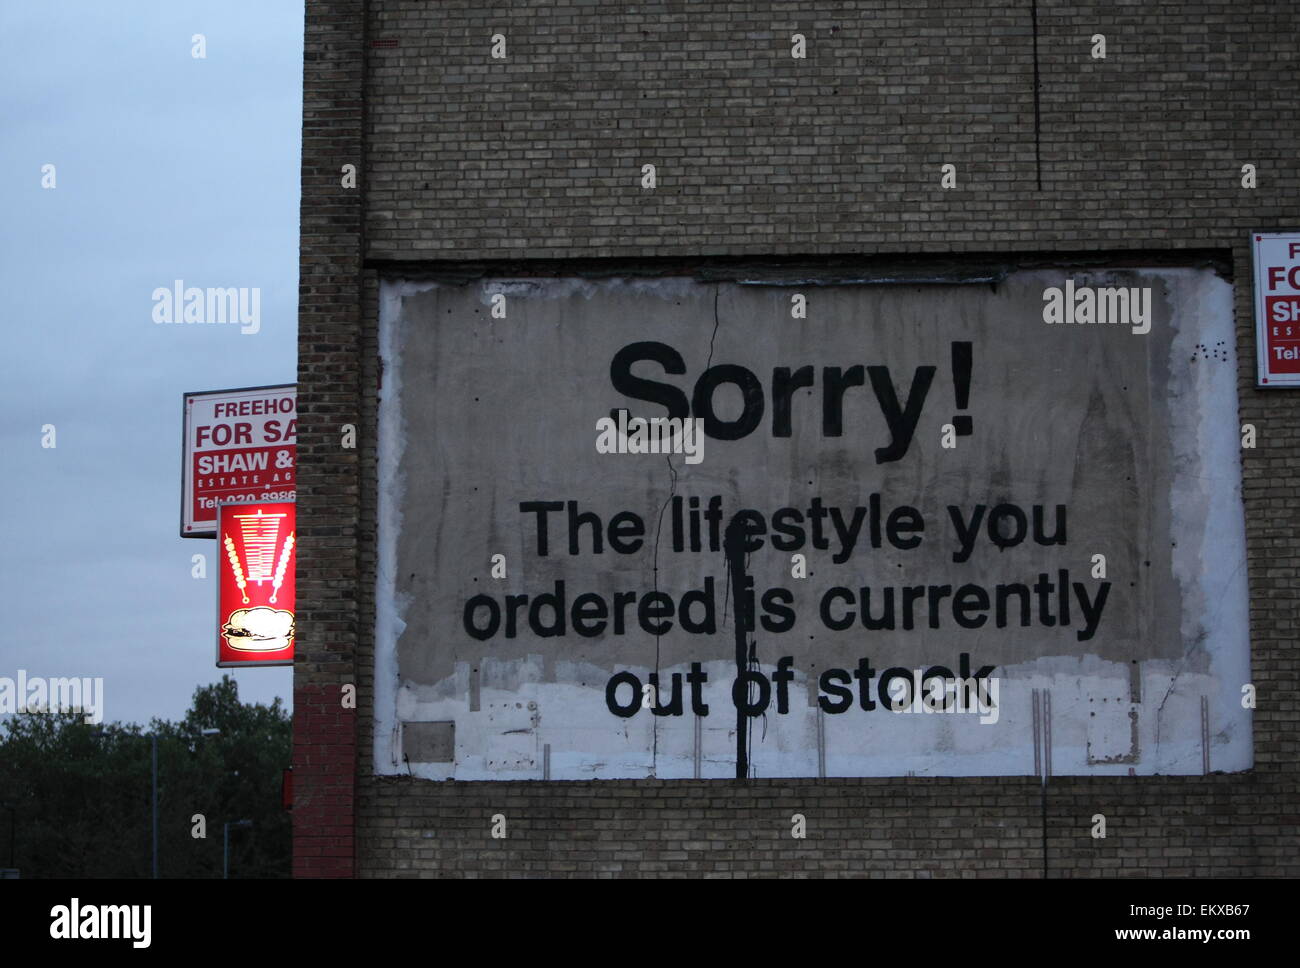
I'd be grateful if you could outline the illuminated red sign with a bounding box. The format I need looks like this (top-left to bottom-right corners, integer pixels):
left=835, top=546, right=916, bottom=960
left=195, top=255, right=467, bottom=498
left=217, top=502, right=295, bottom=667
left=182, top=385, right=296, bottom=537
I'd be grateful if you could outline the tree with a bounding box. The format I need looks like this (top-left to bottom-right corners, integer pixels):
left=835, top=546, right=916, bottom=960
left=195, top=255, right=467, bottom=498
left=0, top=676, right=290, bottom=877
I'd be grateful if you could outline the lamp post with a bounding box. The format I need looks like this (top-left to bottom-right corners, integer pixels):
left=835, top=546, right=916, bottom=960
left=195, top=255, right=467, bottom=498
left=223, top=820, right=253, bottom=879
left=150, top=734, right=158, bottom=880
left=0, top=801, right=14, bottom=870
left=91, top=727, right=220, bottom=878
left=90, top=729, right=154, bottom=876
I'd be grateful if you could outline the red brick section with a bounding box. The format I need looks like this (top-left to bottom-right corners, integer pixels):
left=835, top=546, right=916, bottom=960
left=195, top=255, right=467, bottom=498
left=292, top=685, right=357, bottom=878
left=292, top=0, right=366, bottom=878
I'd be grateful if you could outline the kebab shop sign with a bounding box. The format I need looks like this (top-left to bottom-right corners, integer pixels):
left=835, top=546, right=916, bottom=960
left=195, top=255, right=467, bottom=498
left=217, top=501, right=296, bottom=667
left=182, top=384, right=296, bottom=536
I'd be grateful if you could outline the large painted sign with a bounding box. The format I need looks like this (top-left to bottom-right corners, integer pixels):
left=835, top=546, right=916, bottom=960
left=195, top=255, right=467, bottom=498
left=375, top=268, right=1250, bottom=779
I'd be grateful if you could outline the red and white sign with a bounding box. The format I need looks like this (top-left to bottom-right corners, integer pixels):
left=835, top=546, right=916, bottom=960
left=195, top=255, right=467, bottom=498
left=217, top=502, right=295, bottom=667
left=182, top=384, right=296, bottom=536
left=1252, top=232, right=1300, bottom=387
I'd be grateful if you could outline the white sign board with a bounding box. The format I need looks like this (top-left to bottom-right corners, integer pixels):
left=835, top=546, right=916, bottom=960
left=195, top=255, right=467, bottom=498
left=1252, top=231, right=1300, bottom=387
left=375, top=269, right=1251, bottom=780
left=181, top=384, right=297, bottom=537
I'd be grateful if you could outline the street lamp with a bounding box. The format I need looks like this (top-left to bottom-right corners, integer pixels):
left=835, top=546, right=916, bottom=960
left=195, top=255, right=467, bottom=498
left=90, top=729, right=156, bottom=877
left=223, top=819, right=253, bottom=879
left=90, top=727, right=220, bottom=878
left=0, top=801, right=15, bottom=871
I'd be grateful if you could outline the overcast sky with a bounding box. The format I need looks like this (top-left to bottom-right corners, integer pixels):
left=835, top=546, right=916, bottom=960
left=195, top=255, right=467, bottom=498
left=1, top=2, right=304, bottom=725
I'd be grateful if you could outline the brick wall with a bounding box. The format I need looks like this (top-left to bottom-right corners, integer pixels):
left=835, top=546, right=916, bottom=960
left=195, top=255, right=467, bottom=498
left=293, top=0, right=366, bottom=877
left=296, top=0, right=1300, bottom=877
